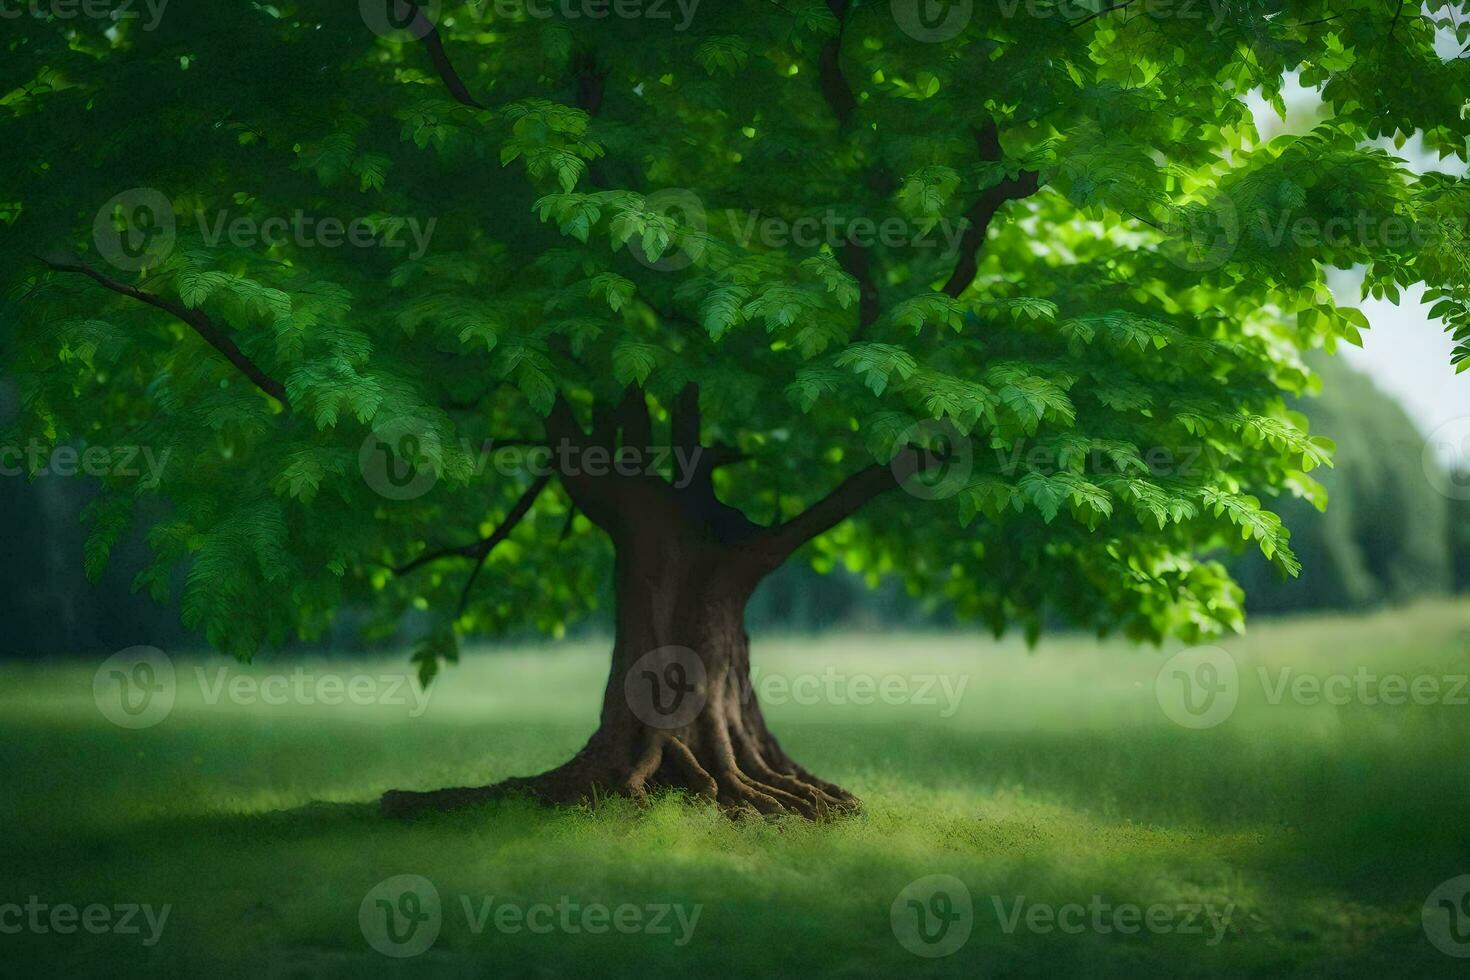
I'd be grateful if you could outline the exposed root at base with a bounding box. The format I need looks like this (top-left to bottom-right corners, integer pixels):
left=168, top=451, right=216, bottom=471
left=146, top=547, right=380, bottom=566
left=380, top=732, right=858, bottom=822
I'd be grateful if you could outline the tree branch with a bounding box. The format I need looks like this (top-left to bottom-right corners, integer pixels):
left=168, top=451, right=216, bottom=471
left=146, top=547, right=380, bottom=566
left=817, top=0, right=856, bottom=125
left=941, top=126, right=1040, bottom=298
left=34, top=255, right=288, bottom=403
left=1387, top=0, right=1407, bottom=40
left=404, top=4, right=485, bottom=109
left=1068, top=0, right=1139, bottom=29
left=671, top=383, right=701, bottom=460
left=616, top=385, right=652, bottom=452
left=744, top=459, right=901, bottom=574
left=394, top=472, right=553, bottom=578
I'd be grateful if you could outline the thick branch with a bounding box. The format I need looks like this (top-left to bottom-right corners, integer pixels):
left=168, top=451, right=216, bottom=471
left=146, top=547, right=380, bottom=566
left=544, top=395, right=628, bottom=530
left=743, top=460, right=900, bottom=575
left=817, top=0, right=856, bottom=125
left=394, top=472, right=553, bottom=577
left=671, top=383, right=701, bottom=460
left=616, top=385, right=652, bottom=451
left=837, top=226, right=881, bottom=332
left=404, top=5, right=485, bottom=109
left=574, top=51, right=609, bottom=117
left=35, top=255, right=288, bottom=403
left=940, top=126, right=1041, bottom=298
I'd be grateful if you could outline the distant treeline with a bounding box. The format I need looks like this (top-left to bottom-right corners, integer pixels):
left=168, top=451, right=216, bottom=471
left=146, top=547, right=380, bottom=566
left=2, top=358, right=1466, bottom=656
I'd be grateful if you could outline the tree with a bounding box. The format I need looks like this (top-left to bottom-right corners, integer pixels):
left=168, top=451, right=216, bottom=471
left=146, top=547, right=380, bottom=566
left=1233, top=357, right=1453, bottom=613
left=4, top=2, right=1467, bottom=817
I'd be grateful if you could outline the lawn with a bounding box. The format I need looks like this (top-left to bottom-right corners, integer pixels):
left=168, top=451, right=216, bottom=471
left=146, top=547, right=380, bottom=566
left=3, top=601, right=1470, bottom=977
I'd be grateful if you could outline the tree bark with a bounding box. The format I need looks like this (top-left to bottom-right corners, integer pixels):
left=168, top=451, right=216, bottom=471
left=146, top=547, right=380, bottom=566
left=381, top=519, right=857, bottom=820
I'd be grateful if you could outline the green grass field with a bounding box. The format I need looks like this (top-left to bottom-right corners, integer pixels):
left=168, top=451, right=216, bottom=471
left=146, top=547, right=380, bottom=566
left=4, top=601, right=1470, bottom=978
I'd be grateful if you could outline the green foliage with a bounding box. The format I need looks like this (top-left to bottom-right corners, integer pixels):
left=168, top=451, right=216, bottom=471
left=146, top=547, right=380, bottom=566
left=1234, top=357, right=1454, bottom=613
left=3, top=1, right=1468, bottom=662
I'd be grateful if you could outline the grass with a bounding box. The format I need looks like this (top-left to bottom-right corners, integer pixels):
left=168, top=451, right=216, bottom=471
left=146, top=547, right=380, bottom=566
left=4, top=601, right=1470, bottom=977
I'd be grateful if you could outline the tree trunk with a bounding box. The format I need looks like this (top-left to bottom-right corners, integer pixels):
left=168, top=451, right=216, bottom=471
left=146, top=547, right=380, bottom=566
left=381, top=524, right=857, bottom=820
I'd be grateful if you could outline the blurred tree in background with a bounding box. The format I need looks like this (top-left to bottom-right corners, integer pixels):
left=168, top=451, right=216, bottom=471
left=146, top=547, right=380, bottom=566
left=1232, top=356, right=1452, bottom=614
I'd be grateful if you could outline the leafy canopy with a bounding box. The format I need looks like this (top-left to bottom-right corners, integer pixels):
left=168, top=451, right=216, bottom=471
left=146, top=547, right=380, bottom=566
left=3, top=1, right=1468, bottom=673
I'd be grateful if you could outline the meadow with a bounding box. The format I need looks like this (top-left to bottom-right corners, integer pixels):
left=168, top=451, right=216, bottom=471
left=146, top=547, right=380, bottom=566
left=3, top=601, right=1470, bottom=978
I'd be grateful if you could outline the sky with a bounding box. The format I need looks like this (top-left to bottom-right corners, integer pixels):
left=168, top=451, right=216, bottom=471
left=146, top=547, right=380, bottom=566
left=1239, top=70, right=1470, bottom=459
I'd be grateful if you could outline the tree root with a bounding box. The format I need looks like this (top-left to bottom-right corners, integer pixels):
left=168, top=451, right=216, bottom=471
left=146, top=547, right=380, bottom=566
left=380, top=728, right=856, bottom=821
